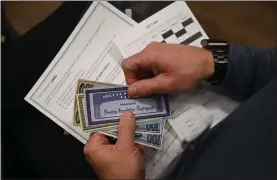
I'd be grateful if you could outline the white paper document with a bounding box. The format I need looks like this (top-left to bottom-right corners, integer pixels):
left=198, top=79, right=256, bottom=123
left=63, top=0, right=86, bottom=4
left=114, top=1, right=239, bottom=142
left=143, top=121, right=183, bottom=179
left=168, top=88, right=239, bottom=141
left=114, top=1, right=208, bottom=57
left=24, top=2, right=137, bottom=143
left=25, top=2, right=185, bottom=178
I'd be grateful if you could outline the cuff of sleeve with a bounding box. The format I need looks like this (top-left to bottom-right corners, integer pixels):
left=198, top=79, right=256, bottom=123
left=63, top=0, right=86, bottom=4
left=220, top=44, right=255, bottom=95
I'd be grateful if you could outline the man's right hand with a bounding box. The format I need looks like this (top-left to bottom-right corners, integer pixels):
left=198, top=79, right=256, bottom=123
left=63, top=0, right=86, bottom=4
left=122, top=42, right=214, bottom=97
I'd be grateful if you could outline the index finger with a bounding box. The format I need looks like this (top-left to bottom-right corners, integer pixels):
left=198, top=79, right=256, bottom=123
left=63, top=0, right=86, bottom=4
left=122, top=54, right=142, bottom=85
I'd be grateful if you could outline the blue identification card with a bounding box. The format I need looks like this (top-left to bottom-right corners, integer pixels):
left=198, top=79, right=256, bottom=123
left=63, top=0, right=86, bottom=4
left=84, top=86, right=170, bottom=125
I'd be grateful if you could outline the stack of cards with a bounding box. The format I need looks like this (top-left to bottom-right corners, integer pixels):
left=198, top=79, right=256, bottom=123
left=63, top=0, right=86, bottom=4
left=73, top=79, right=171, bottom=149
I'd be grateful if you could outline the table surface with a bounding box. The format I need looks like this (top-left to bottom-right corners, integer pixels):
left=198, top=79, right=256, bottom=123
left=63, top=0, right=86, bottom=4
left=3, top=1, right=277, bottom=47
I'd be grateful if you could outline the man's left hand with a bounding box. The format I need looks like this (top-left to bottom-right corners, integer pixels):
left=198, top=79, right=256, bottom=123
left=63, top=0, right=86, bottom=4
left=84, top=112, right=145, bottom=179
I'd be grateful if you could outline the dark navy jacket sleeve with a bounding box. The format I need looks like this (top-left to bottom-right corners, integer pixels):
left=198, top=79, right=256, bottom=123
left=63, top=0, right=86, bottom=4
left=221, top=45, right=277, bottom=97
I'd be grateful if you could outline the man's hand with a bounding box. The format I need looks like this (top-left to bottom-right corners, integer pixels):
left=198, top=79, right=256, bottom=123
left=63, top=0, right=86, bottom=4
left=122, top=42, right=214, bottom=97
left=84, top=112, right=145, bottom=180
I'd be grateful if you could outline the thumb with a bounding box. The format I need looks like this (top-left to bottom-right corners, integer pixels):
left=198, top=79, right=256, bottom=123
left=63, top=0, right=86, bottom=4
left=116, top=112, right=136, bottom=150
left=128, top=74, right=173, bottom=97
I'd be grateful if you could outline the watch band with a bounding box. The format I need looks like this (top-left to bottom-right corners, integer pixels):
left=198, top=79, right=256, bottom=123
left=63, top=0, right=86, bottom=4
left=201, top=39, right=229, bottom=85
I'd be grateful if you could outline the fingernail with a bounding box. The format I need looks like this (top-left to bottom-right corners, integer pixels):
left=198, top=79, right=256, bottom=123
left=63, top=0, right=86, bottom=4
left=121, top=112, right=133, bottom=120
left=129, top=86, right=137, bottom=96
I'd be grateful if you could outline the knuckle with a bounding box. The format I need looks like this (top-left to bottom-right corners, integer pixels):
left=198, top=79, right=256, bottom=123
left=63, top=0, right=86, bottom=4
left=83, top=134, right=98, bottom=156
left=84, top=143, right=98, bottom=159
left=91, top=133, right=100, bottom=139
left=159, top=77, right=174, bottom=93
left=143, top=82, right=151, bottom=96
left=142, top=42, right=161, bottom=62
left=90, top=134, right=105, bottom=144
left=121, top=58, right=128, bottom=68
left=121, top=59, right=131, bottom=71
left=83, top=144, right=91, bottom=156
left=90, top=133, right=98, bottom=141
left=164, top=77, right=174, bottom=87
left=145, top=42, right=159, bottom=51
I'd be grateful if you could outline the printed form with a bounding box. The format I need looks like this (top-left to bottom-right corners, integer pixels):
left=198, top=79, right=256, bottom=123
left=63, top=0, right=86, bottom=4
left=114, top=1, right=239, bottom=142
left=25, top=2, right=184, bottom=178
left=25, top=2, right=135, bottom=143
